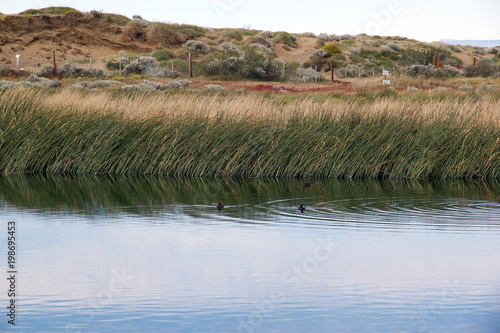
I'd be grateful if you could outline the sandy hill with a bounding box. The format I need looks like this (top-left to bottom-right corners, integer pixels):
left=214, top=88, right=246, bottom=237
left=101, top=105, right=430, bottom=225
left=0, top=14, right=158, bottom=70
left=0, top=8, right=494, bottom=74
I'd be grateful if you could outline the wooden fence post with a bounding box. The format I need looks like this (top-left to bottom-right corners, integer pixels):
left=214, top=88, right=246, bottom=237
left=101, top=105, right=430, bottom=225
left=331, top=60, right=334, bottom=81
left=188, top=53, right=192, bottom=78
left=52, top=51, right=56, bottom=76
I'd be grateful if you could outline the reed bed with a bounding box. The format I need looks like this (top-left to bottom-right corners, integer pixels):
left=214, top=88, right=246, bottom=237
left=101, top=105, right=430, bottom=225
left=1, top=88, right=500, bottom=179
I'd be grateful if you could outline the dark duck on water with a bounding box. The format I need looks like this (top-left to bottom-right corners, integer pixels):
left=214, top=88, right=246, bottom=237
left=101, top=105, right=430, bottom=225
left=298, top=204, right=306, bottom=213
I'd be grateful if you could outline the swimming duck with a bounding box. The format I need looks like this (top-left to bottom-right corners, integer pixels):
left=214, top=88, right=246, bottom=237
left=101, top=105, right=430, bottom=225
left=216, top=203, right=224, bottom=211
left=298, top=204, right=306, bottom=213
left=302, top=181, right=311, bottom=188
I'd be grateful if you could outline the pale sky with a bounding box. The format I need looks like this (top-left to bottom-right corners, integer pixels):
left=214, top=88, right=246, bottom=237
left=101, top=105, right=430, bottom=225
left=1, top=0, right=499, bottom=42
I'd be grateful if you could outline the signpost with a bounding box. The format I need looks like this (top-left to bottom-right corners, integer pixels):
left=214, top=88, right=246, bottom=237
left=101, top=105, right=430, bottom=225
left=382, top=70, right=390, bottom=88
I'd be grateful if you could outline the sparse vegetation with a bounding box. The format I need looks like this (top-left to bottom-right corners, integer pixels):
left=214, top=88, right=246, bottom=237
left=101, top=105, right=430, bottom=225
left=2, top=7, right=500, bottom=83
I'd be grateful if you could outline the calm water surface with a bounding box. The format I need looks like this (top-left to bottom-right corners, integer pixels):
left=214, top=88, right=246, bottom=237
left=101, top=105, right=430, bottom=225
left=1, top=176, right=500, bottom=332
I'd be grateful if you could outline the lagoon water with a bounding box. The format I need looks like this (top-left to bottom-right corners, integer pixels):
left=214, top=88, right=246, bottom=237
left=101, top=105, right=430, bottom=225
left=1, top=175, right=500, bottom=332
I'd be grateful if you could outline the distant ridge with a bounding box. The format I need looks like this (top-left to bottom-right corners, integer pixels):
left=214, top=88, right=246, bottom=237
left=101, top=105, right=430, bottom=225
left=440, top=39, right=500, bottom=47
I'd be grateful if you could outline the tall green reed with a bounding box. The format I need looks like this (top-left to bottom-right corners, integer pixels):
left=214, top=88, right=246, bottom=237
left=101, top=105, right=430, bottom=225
left=1, top=88, right=499, bottom=179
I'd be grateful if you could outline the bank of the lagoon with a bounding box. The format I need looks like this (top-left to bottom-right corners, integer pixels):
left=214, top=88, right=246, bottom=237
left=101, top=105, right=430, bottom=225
left=1, top=88, right=500, bottom=179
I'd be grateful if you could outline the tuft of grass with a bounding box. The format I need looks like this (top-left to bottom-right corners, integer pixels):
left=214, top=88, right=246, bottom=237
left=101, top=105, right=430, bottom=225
left=1, top=88, right=500, bottom=179
left=151, top=48, right=173, bottom=61
left=19, top=7, right=79, bottom=16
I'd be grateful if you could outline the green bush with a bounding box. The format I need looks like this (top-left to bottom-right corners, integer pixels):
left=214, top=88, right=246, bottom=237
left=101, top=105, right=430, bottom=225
left=185, top=40, right=211, bottom=53
left=19, top=7, right=77, bottom=15
left=104, top=13, right=131, bottom=26
left=203, top=48, right=285, bottom=80
left=315, top=39, right=325, bottom=49
left=387, top=42, right=402, bottom=51
left=64, top=9, right=84, bottom=17
left=174, top=24, right=206, bottom=38
left=90, top=10, right=103, bottom=19
left=321, top=43, right=341, bottom=56
left=222, top=29, right=243, bottom=41
left=151, top=48, right=173, bottom=61
left=303, top=54, right=327, bottom=70
left=381, top=46, right=391, bottom=54
left=274, top=32, right=297, bottom=47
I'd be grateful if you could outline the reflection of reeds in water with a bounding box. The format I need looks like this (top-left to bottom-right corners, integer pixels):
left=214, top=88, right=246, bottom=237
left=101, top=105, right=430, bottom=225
left=1, top=88, right=500, bottom=179
left=1, top=175, right=499, bottom=215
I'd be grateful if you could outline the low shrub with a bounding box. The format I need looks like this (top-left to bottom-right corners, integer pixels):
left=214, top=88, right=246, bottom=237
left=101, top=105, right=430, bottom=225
left=26, top=74, right=61, bottom=88
left=103, top=13, right=131, bottom=26
left=151, top=48, right=173, bottom=61
left=124, top=57, right=179, bottom=78
left=252, top=44, right=273, bottom=52
left=314, top=49, right=328, bottom=58
left=90, top=10, right=103, bottom=19
left=203, top=49, right=286, bottom=80
left=222, top=30, right=243, bottom=41
left=121, top=79, right=190, bottom=92
left=458, top=85, right=473, bottom=91
left=40, top=64, right=105, bottom=77
left=349, top=47, right=361, bottom=55
left=477, top=85, right=495, bottom=91
left=381, top=46, right=391, bottom=54
left=204, top=84, right=224, bottom=91
left=464, top=58, right=499, bottom=77
left=336, top=65, right=367, bottom=78
left=403, top=64, right=436, bottom=77
left=301, top=32, right=316, bottom=38
left=64, top=9, right=83, bottom=18
left=441, top=65, right=464, bottom=77
left=318, top=34, right=342, bottom=42
left=259, top=30, right=274, bottom=38
left=274, top=32, right=297, bottom=47
left=432, top=87, right=451, bottom=92
left=448, top=44, right=461, bottom=53
left=20, top=7, right=77, bottom=15
left=321, top=43, right=341, bottom=56
left=387, top=42, right=402, bottom=51
left=184, top=40, right=211, bottom=53
left=295, top=67, right=324, bottom=82
left=254, top=35, right=273, bottom=49
left=86, top=80, right=122, bottom=89
left=315, top=39, right=325, bottom=49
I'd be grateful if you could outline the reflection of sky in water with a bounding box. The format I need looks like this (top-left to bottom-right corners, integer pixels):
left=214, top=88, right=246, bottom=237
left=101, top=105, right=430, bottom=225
left=1, top=177, right=500, bottom=332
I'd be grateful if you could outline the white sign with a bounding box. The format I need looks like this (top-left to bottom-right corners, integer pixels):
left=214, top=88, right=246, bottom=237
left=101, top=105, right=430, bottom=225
left=383, top=70, right=390, bottom=76
left=383, top=80, right=391, bottom=85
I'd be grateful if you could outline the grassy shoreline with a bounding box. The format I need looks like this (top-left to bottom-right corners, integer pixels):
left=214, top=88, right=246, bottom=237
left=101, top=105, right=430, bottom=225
left=1, top=88, right=500, bottom=179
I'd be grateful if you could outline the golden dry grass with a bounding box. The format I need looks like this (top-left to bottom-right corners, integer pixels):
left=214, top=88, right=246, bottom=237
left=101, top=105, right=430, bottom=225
left=34, top=87, right=500, bottom=128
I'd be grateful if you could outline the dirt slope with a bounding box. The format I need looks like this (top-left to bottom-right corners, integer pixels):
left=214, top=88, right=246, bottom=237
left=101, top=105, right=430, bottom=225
left=273, top=37, right=317, bottom=64
left=0, top=15, right=158, bottom=69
